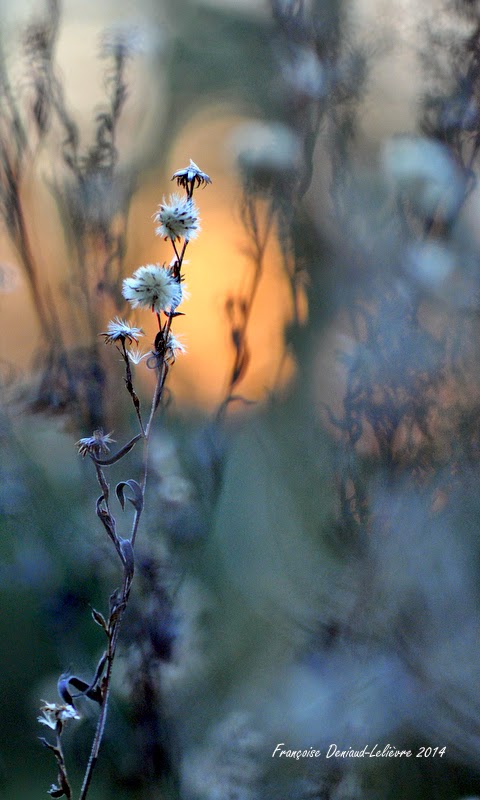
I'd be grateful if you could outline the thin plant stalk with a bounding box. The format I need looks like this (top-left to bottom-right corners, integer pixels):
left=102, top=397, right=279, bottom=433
left=51, top=161, right=210, bottom=800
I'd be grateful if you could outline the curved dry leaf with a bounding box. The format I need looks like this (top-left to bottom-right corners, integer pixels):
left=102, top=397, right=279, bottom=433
left=115, top=479, right=143, bottom=512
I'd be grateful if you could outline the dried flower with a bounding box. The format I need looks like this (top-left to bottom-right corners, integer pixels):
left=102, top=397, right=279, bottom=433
left=122, top=264, right=182, bottom=313
left=76, top=429, right=115, bottom=458
left=100, top=316, right=144, bottom=344
left=154, top=194, right=200, bottom=242
left=38, top=701, right=80, bottom=730
left=127, top=345, right=150, bottom=364
left=171, top=159, right=212, bottom=192
left=146, top=331, right=186, bottom=369
left=166, top=332, right=187, bottom=363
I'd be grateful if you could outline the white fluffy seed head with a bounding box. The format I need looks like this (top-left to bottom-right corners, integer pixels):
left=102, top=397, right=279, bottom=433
left=122, top=264, right=182, bottom=313
left=154, top=194, right=200, bottom=242
left=101, top=316, right=144, bottom=344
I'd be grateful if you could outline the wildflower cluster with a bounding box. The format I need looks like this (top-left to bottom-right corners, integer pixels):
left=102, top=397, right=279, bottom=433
left=41, top=160, right=211, bottom=800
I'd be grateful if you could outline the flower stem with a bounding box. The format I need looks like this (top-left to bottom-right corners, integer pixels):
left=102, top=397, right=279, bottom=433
left=79, top=360, right=167, bottom=798
left=121, top=339, right=145, bottom=435
left=78, top=575, right=129, bottom=800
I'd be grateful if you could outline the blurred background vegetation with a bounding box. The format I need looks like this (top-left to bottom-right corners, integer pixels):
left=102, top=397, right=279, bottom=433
left=2, top=0, right=480, bottom=798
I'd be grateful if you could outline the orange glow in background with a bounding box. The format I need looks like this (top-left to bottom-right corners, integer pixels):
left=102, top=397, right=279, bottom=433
left=137, top=114, right=296, bottom=408
left=0, top=0, right=428, bottom=417
left=0, top=111, right=296, bottom=412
